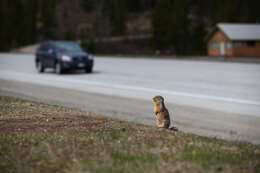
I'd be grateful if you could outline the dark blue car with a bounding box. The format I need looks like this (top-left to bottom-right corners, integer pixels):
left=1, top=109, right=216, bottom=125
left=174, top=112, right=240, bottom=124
left=35, top=41, right=94, bottom=74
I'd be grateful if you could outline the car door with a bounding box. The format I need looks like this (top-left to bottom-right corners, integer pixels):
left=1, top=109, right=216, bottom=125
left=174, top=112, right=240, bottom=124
left=45, top=44, right=56, bottom=68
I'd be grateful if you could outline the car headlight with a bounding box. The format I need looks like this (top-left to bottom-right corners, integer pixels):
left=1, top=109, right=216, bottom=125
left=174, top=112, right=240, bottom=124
left=88, top=54, right=94, bottom=60
left=60, top=55, right=72, bottom=62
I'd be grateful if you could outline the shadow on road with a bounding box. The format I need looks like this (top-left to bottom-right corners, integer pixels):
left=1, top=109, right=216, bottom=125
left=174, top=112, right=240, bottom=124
left=43, top=69, right=103, bottom=75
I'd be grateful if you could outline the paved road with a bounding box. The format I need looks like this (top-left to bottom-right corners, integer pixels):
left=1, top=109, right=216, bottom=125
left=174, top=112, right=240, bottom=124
left=0, top=53, right=260, bottom=143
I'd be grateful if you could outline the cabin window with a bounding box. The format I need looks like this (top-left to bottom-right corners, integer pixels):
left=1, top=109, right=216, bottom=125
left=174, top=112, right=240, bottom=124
left=247, top=41, right=256, bottom=47
left=209, top=41, right=218, bottom=49
left=233, top=41, right=243, bottom=47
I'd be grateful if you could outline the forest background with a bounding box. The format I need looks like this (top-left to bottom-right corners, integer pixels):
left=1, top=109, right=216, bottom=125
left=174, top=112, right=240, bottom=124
left=1, top=0, right=259, bottom=55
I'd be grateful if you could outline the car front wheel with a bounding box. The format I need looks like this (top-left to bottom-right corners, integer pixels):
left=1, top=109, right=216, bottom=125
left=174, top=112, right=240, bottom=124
left=36, top=61, right=45, bottom=73
left=85, top=66, right=93, bottom=73
left=55, top=62, right=64, bottom=74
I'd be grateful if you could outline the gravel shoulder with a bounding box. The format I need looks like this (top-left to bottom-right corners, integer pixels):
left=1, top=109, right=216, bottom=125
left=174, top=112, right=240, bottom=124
left=1, top=79, right=260, bottom=144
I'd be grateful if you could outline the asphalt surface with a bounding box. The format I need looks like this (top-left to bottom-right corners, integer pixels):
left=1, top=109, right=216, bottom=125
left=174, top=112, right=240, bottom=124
left=0, top=53, right=260, bottom=144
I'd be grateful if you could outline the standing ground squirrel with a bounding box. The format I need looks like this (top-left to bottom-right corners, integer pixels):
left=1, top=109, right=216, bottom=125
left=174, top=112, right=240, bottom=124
left=152, top=95, right=171, bottom=128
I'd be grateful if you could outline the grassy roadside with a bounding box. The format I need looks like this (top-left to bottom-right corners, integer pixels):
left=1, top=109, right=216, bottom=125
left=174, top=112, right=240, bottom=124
left=0, top=96, right=259, bottom=173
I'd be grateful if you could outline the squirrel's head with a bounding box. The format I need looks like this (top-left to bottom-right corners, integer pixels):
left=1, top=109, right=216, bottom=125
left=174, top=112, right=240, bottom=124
left=152, top=96, right=164, bottom=103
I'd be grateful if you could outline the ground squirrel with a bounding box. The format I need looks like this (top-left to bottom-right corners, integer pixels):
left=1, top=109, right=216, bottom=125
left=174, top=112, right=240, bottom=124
left=152, top=95, right=171, bottom=128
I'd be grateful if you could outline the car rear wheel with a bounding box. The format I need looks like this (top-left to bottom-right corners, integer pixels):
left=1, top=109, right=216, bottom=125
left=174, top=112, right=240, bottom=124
left=55, top=62, right=64, bottom=74
left=36, top=61, right=45, bottom=73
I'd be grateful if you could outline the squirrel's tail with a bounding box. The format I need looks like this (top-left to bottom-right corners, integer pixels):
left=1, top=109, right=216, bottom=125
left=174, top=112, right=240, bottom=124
left=169, top=126, right=178, bottom=131
left=169, top=114, right=178, bottom=131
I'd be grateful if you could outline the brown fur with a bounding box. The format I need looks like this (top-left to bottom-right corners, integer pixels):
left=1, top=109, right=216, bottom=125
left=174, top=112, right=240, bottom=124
left=152, top=96, right=170, bottom=128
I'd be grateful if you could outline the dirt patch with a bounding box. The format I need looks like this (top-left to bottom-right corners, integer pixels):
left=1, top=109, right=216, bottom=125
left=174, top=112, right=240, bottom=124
left=0, top=116, right=103, bottom=132
left=0, top=95, right=128, bottom=133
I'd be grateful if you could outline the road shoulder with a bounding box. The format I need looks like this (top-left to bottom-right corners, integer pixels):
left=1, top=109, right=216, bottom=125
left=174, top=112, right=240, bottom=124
left=1, top=78, right=260, bottom=144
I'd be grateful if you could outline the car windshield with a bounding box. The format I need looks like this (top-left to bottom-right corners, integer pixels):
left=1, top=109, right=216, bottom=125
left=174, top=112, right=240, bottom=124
left=54, top=42, right=83, bottom=52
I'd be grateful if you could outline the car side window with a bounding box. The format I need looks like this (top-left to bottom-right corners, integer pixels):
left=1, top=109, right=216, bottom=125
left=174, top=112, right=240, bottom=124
left=47, top=44, right=54, bottom=53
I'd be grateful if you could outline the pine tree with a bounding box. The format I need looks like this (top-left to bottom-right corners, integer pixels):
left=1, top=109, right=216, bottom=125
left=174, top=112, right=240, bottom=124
left=40, top=0, right=57, bottom=40
left=152, top=0, right=192, bottom=55
left=152, top=0, right=174, bottom=51
left=110, top=0, right=127, bottom=35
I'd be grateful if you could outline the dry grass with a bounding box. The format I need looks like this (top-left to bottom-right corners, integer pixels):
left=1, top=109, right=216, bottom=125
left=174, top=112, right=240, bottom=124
left=0, top=96, right=259, bottom=173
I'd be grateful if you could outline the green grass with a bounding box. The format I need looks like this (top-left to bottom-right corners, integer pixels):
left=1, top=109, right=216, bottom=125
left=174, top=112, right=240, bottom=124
left=0, top=96, right=259, bottom=173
